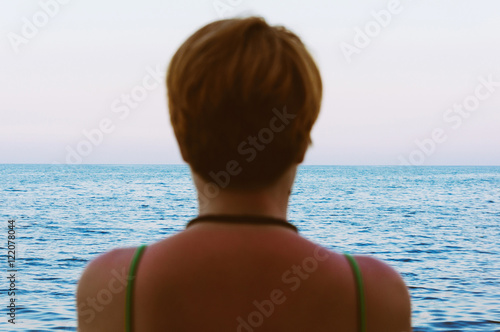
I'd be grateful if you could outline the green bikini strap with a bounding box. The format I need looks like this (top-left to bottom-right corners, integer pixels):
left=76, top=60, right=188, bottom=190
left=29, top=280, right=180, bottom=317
left=344, top=253, right=366, bottom=332
left=125, top=244, right=147, bottom=332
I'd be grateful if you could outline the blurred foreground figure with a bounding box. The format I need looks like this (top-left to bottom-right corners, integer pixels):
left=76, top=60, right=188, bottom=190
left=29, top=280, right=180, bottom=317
left=77, top=16, right=411, bottom=332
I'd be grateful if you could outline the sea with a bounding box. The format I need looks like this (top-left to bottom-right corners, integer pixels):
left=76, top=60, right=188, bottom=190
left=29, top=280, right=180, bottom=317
left=0, top=164, right=499, bottom=331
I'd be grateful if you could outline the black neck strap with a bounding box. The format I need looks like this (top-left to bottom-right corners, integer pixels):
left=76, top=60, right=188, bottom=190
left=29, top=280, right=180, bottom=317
left=186, top=214, right=298, bottom=233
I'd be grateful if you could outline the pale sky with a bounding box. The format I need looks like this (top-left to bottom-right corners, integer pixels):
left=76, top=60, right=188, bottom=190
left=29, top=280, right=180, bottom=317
left=1, top=0, right=499, bottom=165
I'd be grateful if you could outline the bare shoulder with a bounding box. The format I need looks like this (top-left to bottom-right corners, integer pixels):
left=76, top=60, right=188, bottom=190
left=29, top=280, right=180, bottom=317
left=355, top=255, right=412, bottom=331
left=76, top=247, right=137, bottom=332
left=354, top=255, right=409, bottom=291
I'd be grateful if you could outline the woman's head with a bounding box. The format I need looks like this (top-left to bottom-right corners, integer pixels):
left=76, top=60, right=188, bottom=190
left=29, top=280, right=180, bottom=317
left=167, top=16, right=322, bottom=189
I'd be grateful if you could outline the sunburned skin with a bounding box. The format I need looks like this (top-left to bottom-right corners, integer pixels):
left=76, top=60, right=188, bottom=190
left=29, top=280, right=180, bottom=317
left=77, top=218, right=411, bottom=331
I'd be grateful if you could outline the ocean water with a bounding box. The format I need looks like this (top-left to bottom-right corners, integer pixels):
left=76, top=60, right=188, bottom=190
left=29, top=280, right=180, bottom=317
left=0, top=164, right=499, bottom=331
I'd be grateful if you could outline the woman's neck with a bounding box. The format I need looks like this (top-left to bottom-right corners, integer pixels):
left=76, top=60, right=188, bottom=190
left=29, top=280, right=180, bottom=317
left=191, top=165, right=297, bottom=220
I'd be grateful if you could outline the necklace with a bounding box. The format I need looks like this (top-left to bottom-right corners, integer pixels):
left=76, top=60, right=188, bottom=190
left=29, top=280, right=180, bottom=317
left=186, top=214, right=298, bottom=233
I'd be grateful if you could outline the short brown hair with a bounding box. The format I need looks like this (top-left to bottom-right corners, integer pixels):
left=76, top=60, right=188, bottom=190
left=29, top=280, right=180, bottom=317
left=167, top=17, right=322, bottom=189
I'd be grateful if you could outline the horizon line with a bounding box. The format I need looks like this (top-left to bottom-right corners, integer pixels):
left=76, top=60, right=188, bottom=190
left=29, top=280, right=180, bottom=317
left=1, top=163, right=500, bottom=167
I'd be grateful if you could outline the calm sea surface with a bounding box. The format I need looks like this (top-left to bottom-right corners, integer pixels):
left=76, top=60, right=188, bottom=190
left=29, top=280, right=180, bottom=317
left=0, top=165, right=499, bottom=331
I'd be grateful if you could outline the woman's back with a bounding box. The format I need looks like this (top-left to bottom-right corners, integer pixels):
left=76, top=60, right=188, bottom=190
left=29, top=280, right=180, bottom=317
left=77, top=220, right=411, bottom=331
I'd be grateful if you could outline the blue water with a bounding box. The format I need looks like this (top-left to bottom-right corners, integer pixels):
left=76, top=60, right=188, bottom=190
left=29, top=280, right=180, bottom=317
left=0, top=165, right=499, bottom=331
